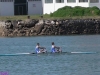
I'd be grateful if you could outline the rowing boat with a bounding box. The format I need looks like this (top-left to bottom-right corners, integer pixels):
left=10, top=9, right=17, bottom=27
left=71, top=52, right=97, bottom=54
left=0, top=53, right=33, bottom=56
left=0, top=52, right=97, bottom=56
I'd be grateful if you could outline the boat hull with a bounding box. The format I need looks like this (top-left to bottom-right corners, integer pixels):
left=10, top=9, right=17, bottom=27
left=0, top=52, right=97, bottom=56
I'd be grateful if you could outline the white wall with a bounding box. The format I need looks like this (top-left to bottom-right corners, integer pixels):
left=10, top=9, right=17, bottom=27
left=43, top=0, right=66, bottom=14
left=43, top=0, right=90, bottom=14
left=65, top=0, right=78, bottom=7
left=54, top=3, right=66, bottom=11
left=28, top=1, right=43, bottom=15
left=78, top=3, right=89, bottom=7
left=66, top=3, right=78, bottom=7
left=43, top=3, right=55, bottom=14
left=0, top=2, right=14, bottom=16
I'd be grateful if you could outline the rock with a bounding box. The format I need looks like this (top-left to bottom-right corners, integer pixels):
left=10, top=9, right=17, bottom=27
left=34, top=24, right=44, bottom=34
left=1, top=18, right=100, bottom=37
left=5, top=20, right=13, bottom=29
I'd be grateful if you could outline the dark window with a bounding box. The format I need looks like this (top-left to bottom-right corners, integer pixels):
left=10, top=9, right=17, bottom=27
left=45, top=0, right=53, bottom=3
left=15, top=0, right=27, bottom=4
left=79, top=0, right=88, bottom=2
left=90, top=0, right=99, bottom=3
left=67, top=0, right=76, bottom=3
left=56, top=0, right=64, bottom=3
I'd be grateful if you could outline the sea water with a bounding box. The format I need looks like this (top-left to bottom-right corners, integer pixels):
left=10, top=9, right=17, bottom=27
left=0, top=35, right=100, bottom=75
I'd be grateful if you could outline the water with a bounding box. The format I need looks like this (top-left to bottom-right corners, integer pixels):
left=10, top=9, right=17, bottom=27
left=0, top=35, right=100, bottom=75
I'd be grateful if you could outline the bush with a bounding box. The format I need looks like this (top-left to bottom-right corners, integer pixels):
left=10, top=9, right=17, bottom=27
left=50, top=6, right=100, bottom=17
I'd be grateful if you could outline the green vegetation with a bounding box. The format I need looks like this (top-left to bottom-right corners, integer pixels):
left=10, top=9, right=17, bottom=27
left=0, top=15, right=42, bottom=20
left=50, top=6, right=100, bottom=17
left=0, top=15, right=100, bottom=21
left=0, top=15, right=58, bottom=20
left=0, top=6, right=100, bottom=20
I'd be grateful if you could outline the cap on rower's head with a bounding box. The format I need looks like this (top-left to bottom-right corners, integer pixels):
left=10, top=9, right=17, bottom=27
left=37, top=43, right=40, bottom=45
left=52, top=42, right=54, bottom=45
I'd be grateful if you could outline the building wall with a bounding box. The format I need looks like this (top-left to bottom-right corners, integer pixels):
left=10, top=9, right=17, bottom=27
left=66, top=0, right=78, bottom=7
left=43, top=1, right=55, bottom=14
left=54, top=3, right=66, bottom=11
left=43, top=0, right=91, bottom=14
left=77, top=3, right=89, bottom=7
left=0, top=0, right=100, bottom=16
left=66, top=3, right=78, bottom=7
left=0, top=2, right=14, bottom=16
left=0, top=0, right=43, bottom=16
left=90, top=3, right=100, bottom=8
left=28, top=0, right=43, bottom=15
left=89, top=0, right=100, bottom=8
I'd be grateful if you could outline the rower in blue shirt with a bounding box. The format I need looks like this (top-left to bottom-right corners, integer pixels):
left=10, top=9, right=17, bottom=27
left=35, top=43, right=47, bottom=54
left=51, top=42, right=62, bottom=53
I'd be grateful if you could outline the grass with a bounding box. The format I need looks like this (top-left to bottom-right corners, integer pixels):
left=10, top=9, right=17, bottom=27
left=0, top=15, right=100, bottom=21
left=0, top=15, right=42, bottom=20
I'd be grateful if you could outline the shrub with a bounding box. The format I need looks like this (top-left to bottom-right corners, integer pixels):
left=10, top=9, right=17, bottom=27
left=50, top=6, right=100, bottom=17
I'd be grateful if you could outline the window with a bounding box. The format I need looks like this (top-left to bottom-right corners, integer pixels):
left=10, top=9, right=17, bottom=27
left=0, top=0, right=13, bottom=2
left=90, top=0, right=99, bottom=3
left=56, top=0, right=64, bottom=3
left=79, top=0, right=88, bottom=2
left=67, top=0, right=76, bottom=3
left=45, top=0, right=53, bottom=3
left=28, top=0, right=41, bottom=1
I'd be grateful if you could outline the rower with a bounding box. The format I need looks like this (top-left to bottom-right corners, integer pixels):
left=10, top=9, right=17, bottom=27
left=51, top=42, right=62, bottom=53
left=35, top=43, right=47, bottom=54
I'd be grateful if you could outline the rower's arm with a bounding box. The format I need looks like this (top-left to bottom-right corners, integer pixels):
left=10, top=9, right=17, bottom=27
left=55, top=46, right=60, bottom=49
left=39, top=47, right=46, bottom=49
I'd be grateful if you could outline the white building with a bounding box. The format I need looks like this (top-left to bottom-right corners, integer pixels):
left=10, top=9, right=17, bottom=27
left=0, top=0, right=100, bottom=16
left=43, top=0, right=100, bottom=14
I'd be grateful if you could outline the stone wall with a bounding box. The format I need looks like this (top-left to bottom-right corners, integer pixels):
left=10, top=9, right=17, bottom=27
left=0, top=18, right=100, bottom=37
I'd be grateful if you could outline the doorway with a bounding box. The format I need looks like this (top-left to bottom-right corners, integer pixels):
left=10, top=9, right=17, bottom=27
left=14, top=0, right=27, bottom=15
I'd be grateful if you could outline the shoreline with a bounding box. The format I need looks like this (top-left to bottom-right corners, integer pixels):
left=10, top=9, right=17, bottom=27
left=0, top=18, right=100, bottom=37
